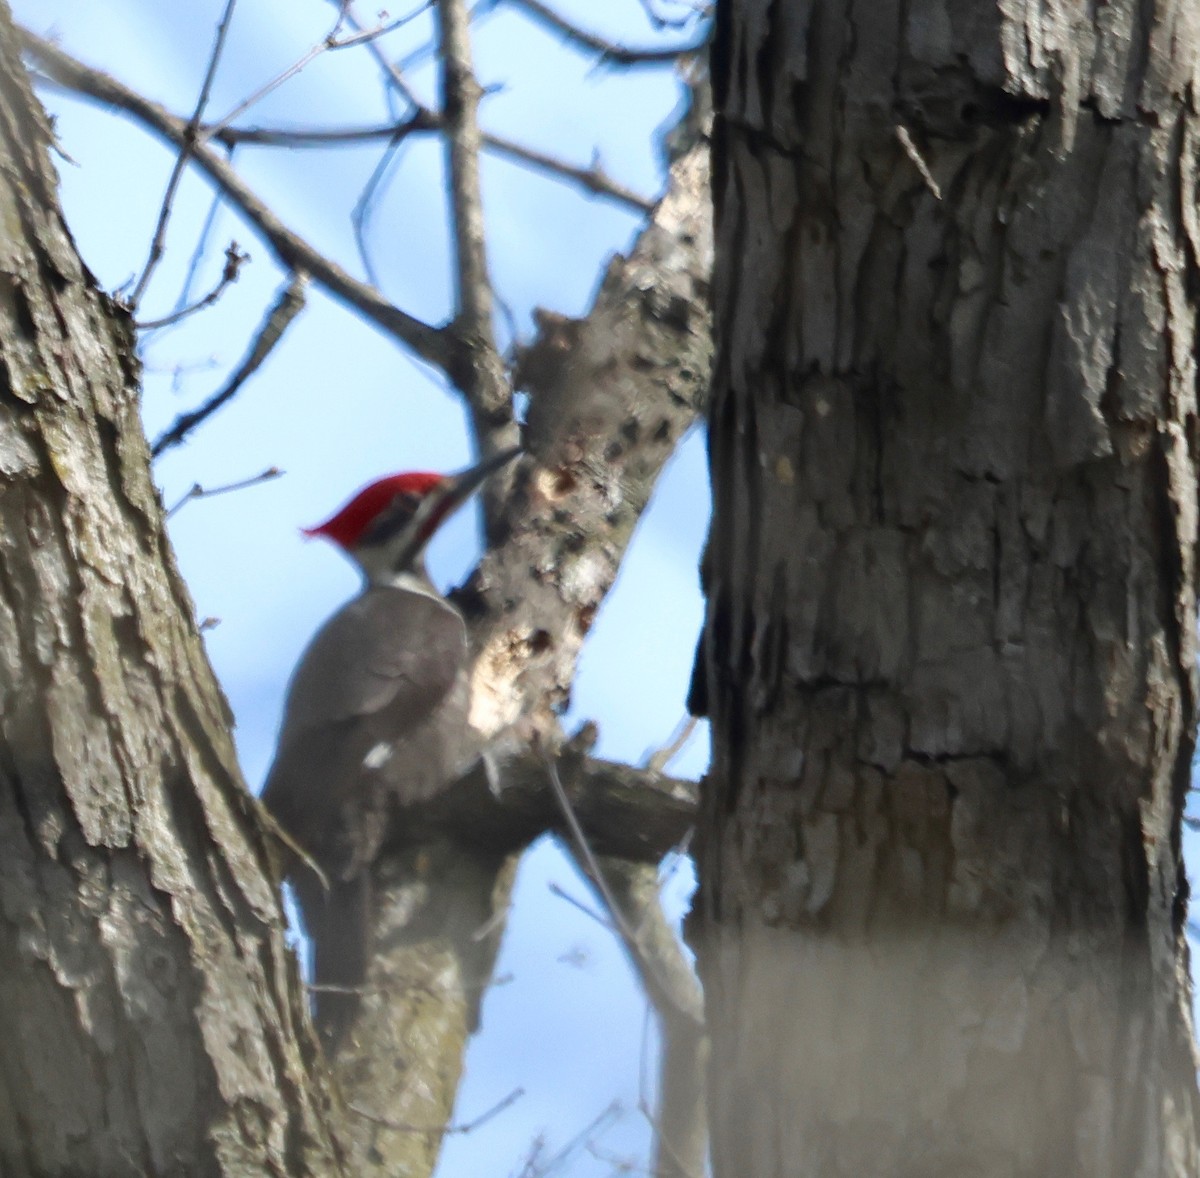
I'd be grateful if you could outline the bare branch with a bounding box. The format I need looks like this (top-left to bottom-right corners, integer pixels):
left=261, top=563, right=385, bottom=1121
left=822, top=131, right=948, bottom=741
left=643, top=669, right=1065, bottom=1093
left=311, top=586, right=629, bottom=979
left=211, top=117, right=655, bottom=213
left=541, top=749, right=703, bottom=1029
left=541, top=731, right=708, bottom=1178
left=201, top=3, right=422, bottom=140
left=636, top=0, right=713, bottom=31
left=515, top=1103, right=623, bottom=1178
left=421, top=742, right=698, bottom=863
left=135, top=240, right=248, bottom=331
left=605, top=861, right=707, bottom=1178
left=332, top=1, right=435, bottom=50
left=128, top=0, right=238, bottom=309
left=503, top=0, right=709, bottom=66
left=351, top=125, right=424, bottom=288
left=548, top=880, right=610, bottom=927
left=151, top=273, right=307, bottom=457
left=333, top=0, right=427, bottom=110
left=484, top=135, right=654, bottom=213
left=349, top=1086, right=525, bottom=1135
left=645, top=715, right=698, bottom=774
left=210, top=112, right=437, bottom=148
left=164, top=465, right=284, bottom=519
left=203, top=38, right=329, bottom=141
left=466, top=138, right=712, bottom=741
left=168, top=180, right=229, bottom=324
left=541, top=748, right=651, bottom=957
left=437, top=0, right=518, bottom=488
left=22, top=30, right=453, bottom=371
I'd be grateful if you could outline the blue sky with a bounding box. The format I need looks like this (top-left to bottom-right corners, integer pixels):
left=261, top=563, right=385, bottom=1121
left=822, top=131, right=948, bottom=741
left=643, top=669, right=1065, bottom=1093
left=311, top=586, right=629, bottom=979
left=16, top=1, right=712, bottom=1172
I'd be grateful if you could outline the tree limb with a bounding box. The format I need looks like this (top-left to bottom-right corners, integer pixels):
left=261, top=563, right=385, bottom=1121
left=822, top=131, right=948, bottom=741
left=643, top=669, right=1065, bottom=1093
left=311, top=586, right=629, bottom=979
left=128, top=0, right=237, bottom=310
left=436, top=0, right=518, bottom=511
left=210, top=118, right=656, bottom=214
left=503, top=0, right=709, bottom=66
left=151, top=272, right=308, bottom=457
left=21, top=29, right=454, bottom=372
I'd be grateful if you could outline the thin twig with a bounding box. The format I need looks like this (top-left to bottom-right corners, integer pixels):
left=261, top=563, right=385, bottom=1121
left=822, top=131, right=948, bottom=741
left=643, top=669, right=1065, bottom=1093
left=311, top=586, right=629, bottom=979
left=211, top=116, right=654, bottom=213
left=128, top=0, right=238, bottom=309
left=484, top=135, right=654, bottom=213
left=540, top=747, right=643, bottom=951
left=644, top=715, right=697, bottom=774
left=169, top=173, right=230, bottom=322
left=547, top=880, right=611, bottom=928
left=143, top=354, right=222, bottom=395
left=211, top=111, right=436, bottom=147
left=351, top=126, right=424, bottom=288
left=516, top=1102, right=623, bottom=1178
left=349, top=1086, right=525, bottom=1135
left=201, top=4, right=411, bottom=140
left=164, top=466, right=284, bottom=518
left=204, top=39, right=328, bottom=141
left=151, top=273, right=307, bottom=457
left=135, top=241, right=248, bottom=331
left=540, top=745, right=704, bottom=1032
left=23, top=30, right=452, bottom=371
left=332, top=0, right=427, bottom=110
left=503, top=0, right=709, bottom=66
left=333, top=1, right=435, bottom=49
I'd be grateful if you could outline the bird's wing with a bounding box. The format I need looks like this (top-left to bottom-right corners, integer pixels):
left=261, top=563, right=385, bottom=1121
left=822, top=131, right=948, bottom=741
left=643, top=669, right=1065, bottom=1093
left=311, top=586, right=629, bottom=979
left=277, top=587, right=467, bottom=741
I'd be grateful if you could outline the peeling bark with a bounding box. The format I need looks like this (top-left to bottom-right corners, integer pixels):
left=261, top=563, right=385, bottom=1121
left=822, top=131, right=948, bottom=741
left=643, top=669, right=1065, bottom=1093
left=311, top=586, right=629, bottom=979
left=0, top=12, right=339, bottom=1176
left=695, top=1, right=1200, bottom=1173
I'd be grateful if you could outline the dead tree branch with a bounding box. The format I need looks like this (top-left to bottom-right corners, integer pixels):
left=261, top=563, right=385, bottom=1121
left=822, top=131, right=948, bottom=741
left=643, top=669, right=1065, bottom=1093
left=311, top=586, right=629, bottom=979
left=419, top=742, right=696, bottom=862
left=165, top=466, right=284, bottom=519
left=537, top=738, right=707, bottom=1178
left=503, top=0, right=709, bottom=65
left=606, top=861, right=707, bottom=1178
left=483, top=134, right=655, bottom=212
left=437, top=0, right=518, bottom=506
left=210, top=118, right=655, bottom=213
left=22, top=29, right=454, bottom=372
left=135, top=240, right=248, bottom=331
left=151, top=273, right=307, bottom=457
left=128, top=0, right=237, bottom=309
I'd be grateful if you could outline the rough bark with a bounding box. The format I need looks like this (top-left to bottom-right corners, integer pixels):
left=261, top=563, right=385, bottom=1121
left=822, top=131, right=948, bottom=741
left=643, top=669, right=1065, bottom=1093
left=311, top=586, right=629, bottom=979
left=0, top=12, right=340, bottom=1176
left=694, top=2, right=1200, bottom=1175
left=328, top=139, right=713, bottom=1176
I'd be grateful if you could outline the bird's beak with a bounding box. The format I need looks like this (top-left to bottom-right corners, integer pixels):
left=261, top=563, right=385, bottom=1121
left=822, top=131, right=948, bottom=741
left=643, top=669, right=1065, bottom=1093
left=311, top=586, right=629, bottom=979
left=391, top=444, right=522, bottom=569
left=436, top=445, right=523, bottom=514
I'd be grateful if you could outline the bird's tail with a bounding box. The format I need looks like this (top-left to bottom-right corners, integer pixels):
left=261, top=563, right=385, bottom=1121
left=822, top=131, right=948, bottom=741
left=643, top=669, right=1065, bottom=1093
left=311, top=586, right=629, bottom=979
left=294, top=868, right=371, bottom=1050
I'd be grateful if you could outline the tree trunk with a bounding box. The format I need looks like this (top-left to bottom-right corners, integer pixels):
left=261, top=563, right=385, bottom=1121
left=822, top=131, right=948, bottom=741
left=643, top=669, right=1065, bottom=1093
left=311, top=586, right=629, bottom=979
left=694, top=2, right=1200, bottom=1174
left=0, top=14, right=339, bottom=1174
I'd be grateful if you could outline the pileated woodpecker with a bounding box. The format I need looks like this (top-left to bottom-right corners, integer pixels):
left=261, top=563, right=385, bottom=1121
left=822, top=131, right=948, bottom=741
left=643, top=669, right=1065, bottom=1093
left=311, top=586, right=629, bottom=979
left=262, top=446, right=520, bottom=1043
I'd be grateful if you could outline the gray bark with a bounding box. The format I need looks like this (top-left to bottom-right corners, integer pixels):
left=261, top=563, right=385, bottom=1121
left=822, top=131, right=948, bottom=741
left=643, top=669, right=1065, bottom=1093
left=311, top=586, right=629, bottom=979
left=0, top=8, right=713, bottom=1172
left=320, top=138, right=714, bottom=1177
left=0, top=12, right=339, bottom=1176
left=694, top=2, right=1200, bottom=1174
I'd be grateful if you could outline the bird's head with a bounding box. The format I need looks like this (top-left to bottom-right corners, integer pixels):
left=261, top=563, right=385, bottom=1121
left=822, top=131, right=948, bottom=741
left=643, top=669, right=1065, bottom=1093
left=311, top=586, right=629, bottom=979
left=304, top=446, right=521, bottom=583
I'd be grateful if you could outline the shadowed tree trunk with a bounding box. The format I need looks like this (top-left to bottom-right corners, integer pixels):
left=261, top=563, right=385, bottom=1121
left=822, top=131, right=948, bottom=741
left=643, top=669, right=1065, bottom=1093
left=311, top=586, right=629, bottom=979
left=694, top=1, right=1200, bottom=1173
left=0, top=12, right=340, bottom=1175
